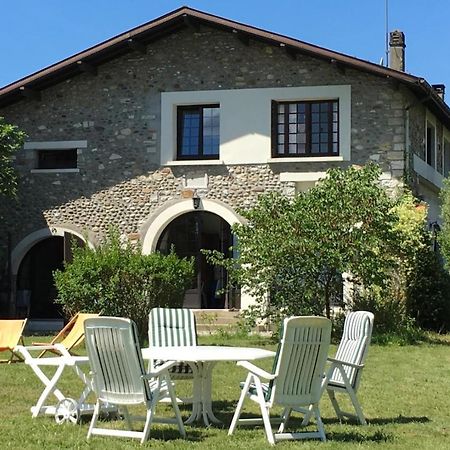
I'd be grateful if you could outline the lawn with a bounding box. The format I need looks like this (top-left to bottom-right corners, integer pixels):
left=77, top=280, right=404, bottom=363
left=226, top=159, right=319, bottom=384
left=2, top=333, right=450, bottom=449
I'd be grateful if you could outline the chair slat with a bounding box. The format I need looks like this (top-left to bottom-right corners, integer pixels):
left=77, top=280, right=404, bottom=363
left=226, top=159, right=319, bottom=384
left=84, top=317, right=185, bottom=443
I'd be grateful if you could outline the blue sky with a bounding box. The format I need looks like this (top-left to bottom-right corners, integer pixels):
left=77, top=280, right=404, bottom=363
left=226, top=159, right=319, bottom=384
left=2, top=0, right=449, bottom=102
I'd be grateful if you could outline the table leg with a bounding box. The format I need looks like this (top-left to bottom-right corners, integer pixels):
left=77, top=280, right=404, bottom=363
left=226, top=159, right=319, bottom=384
left=30, top=363, right=67, bottom=417
left=183, top=361, right=221, bottom=426
left=201, top=362, right=222, bottom=426
left=185, top=363, right=203, bottom=424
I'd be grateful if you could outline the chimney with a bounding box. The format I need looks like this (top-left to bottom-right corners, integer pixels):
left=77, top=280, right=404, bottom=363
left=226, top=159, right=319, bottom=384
left=389, top=30, right=405, bottom=71
left=432, top=84, right=445, bottom=101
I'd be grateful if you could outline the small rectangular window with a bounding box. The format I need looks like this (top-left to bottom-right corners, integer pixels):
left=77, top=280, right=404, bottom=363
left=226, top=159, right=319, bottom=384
left=36, top=149, right=77, bottom=169
left=272, top=100, right=339, bottom=157
left=177, top=105, right=220, bottom=160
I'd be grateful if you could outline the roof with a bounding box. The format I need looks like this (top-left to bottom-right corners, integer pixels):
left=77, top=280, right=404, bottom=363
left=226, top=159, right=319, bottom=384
left=1, top=6, right=449, bottom=125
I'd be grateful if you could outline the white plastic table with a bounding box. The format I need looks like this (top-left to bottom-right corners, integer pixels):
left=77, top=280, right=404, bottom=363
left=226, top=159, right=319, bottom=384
left=14, top=344, right=115, bottom=423
left=142, top=345, right=275, bottom=426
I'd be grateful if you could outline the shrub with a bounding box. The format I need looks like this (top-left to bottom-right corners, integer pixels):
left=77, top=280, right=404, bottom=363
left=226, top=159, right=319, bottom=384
left=53, top=230, right=194, bottom=340
left=206, top=164, right=398, bottom=333
left=406, top=247, right=450, bottom=333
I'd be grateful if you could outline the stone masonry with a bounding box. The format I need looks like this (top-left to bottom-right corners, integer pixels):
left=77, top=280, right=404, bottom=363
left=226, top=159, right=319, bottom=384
left=0, top=23, right=433, bottom=270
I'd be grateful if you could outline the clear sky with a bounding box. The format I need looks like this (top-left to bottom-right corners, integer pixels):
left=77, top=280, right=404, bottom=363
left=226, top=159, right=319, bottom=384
left=2, top=0, right=449, bottom=103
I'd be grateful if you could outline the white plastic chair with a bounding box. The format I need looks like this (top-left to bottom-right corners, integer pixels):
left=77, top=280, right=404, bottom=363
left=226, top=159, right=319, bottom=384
left=84, top=317, right=186, bottom=444
left=301, top=310, right=374, bottom=426
left=228, top=316, right=332, bottom=444
left=325, top=311, right=374, bottom=425
left=148, top=308, right=199, bottom=408
left=148, top=307, right=197, bottom=376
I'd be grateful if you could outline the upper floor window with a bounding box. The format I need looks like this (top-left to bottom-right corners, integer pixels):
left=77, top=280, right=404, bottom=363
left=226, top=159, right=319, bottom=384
left=177, top=105, right=220, bottom=160
left=273, top=100, right=339, bottom=157
left=36, top=149, right=77, bottom=170
left=426, top=120, right=436, bottom=168
left=444, top=137, right=450, bottom=177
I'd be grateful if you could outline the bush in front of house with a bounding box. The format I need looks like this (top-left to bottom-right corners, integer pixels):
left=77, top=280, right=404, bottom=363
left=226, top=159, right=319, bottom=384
left=206, top=164, right=400, bottom=333
left=53, top=229, right=194, bottom=340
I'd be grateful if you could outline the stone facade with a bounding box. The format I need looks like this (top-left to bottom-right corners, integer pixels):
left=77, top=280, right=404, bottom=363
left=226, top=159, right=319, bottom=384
left=0, top=20, right=447, bottom=315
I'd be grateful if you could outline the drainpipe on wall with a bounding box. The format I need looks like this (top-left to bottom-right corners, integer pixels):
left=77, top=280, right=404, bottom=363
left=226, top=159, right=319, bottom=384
left=405, top=107, right=411, bottom=186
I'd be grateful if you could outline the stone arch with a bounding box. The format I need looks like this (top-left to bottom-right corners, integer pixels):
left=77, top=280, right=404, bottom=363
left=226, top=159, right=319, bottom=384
left=11, top=226, right=94, bottom=276
left=141, top=198, right=244, bottom=254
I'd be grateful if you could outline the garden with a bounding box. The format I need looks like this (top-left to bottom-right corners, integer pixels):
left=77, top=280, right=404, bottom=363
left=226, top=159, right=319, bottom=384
left=3, top=130, right=450, bottom=449
left=2, top=332, right=450, bottom=449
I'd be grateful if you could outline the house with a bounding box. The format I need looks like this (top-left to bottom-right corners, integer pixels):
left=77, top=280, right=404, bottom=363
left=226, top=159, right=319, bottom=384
left=0, top=6, right=449, bottom=322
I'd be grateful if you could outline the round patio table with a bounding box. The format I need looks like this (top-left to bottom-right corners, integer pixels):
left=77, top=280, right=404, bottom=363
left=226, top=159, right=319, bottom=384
left=142, top=345, right=275, bottom=426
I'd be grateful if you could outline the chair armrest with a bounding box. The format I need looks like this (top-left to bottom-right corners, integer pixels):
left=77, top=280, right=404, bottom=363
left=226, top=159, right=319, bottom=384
left=237, top=360, right=276, bottom=380
left=143, top=360, right=177, bottom=378
left=327, top=357, right=364, bottom=370
left=14, top=343, right=71, bottom=359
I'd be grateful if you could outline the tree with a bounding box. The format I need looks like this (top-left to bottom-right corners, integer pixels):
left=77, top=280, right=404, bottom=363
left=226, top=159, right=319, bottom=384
left=439, top=177, right=450, bottom=269
left=53, top=229, right=194, bottom=340
left=206, top=164, right=399, bottom=327
left=0, top=117, right=25, bottom=200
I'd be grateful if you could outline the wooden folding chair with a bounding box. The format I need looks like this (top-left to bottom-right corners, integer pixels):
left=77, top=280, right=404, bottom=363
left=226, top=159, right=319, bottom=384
left=0, top=319, right=28, bottom=363
left=32, top=312, right=99, bottom=357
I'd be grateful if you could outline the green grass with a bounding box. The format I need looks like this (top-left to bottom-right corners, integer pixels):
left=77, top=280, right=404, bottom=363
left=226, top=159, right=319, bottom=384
left=2, top=333, right=450, bottom=449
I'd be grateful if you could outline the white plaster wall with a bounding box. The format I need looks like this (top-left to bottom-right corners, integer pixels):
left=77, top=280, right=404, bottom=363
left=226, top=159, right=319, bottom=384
left=161, top=85, right=351, bottom=165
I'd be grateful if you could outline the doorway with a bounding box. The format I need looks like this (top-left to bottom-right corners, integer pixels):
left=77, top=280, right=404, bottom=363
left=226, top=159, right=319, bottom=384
left=156, top=211, right=235, bottom=309
left=15, top=232, right=84, bottom=319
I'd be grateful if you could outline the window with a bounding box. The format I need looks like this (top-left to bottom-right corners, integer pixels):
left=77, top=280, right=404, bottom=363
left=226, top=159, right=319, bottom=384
left=273, top=100, right=339, bottom=157
left=177, top=105, right=220, bottom=160
left=444, top=137, right=450, bottom=177
left=36, top=149, right=77, bottom=169
left=24, top=140, right=85, bottom=173
left=426, top=121, right=436, bottom=167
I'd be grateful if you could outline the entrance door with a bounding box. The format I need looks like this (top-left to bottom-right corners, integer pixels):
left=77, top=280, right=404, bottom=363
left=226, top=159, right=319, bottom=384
left=15, top=233, right=84, bottom=319
left=157, top=211, right=233, bottom=309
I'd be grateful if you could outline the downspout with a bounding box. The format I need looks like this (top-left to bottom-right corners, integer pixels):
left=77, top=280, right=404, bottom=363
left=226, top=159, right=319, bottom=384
left=404, top=107, right=411, bottom=187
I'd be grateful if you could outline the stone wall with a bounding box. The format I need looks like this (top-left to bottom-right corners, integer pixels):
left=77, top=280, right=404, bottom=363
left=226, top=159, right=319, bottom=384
left=1, top=24, right=416, bottom=258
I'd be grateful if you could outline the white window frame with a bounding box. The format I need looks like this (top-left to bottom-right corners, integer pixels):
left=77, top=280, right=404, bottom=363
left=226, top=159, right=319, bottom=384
left=161, top=86, right=351, bottom=166
left=443, top=128, right=450, bottom=177
left=24, top=140, right=86, bottom=173
left=425, top=113, right=437, bottom=169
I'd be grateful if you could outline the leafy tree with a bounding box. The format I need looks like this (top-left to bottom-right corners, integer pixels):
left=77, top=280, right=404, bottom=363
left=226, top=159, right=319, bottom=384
left=0, top=117, right=25, bottom=201
left=207, top=164, right=399, bottom=328
left=439, top=178, right=450, bottom=269
left=54, top=229, right=194, bottom=340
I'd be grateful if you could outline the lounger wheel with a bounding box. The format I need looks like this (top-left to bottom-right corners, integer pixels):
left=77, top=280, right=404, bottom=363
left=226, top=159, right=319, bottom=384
left=55, top=398, right=80, bottom=424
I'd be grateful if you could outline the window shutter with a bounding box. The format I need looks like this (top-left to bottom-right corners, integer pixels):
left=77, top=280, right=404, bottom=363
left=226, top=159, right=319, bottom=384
left=271, top=100, right=277, bottom=157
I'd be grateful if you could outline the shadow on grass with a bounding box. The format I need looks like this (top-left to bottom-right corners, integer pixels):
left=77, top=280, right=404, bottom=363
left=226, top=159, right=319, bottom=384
left=79, top=413, right=206, bottom=442
left=202, top=401, right=429, bottom=444
left=367, top=415, right=430, bottom=425
left=327, top=429, right=393, bottom=443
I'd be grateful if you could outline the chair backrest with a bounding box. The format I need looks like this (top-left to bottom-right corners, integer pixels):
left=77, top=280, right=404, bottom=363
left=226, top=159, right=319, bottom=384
left=148, top=308, right=197, bottom=347
left=0, top=319, right=27, bottom=349
left=329, top=311, right=374, bottom=390
left=58, top=313, right=100, bottom=350
left=269, top=316, right=331, bottom=407
left=84, top=317, right=150, bottom=405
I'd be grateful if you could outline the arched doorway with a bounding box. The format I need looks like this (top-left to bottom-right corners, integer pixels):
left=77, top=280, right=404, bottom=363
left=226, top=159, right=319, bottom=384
left=157, top=211, right=235, bottom=309
left=15, top=232, right=84, bottom=319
